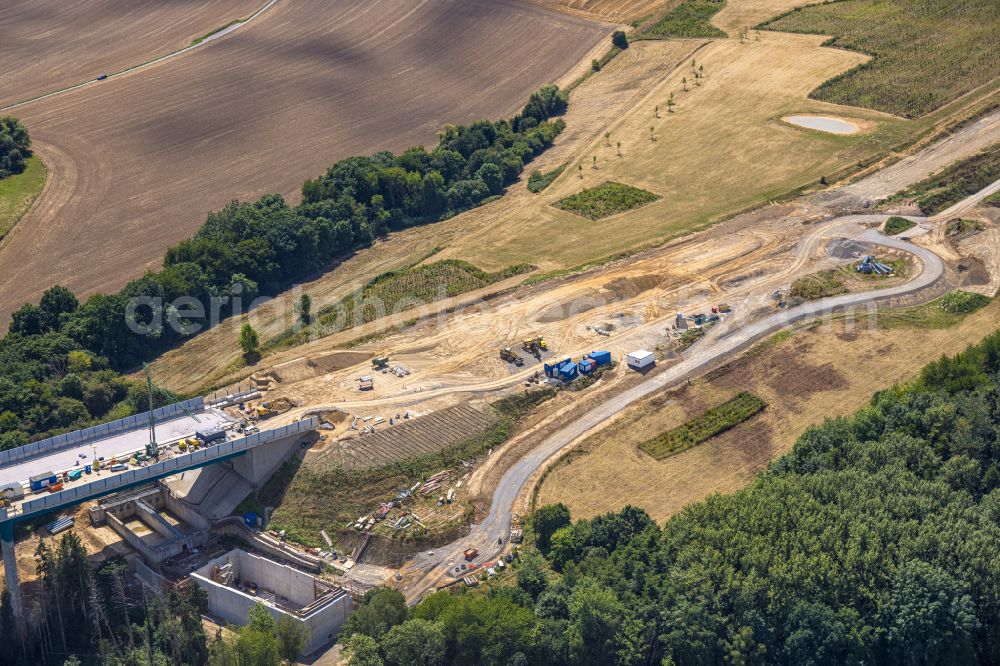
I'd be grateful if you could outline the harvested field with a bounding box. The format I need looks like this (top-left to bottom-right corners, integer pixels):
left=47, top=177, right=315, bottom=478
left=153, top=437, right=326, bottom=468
left=0, top=0, right=264, bottom=108
left=0, top=0, right=610, bottom=326
left=309, top=404, right=496, bottom=472
left=533, top=0, right=671, bottom=22
left=537, top=299, right=1000, bottom=523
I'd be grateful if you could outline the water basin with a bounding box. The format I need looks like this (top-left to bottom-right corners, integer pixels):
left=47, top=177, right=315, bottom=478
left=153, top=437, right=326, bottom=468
left=783, top=115, right=860, bottom=135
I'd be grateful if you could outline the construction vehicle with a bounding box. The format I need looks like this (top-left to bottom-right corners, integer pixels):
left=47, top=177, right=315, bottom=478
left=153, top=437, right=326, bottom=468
left=522, top=336, right=549, bottom=355
left=372, top=356, right=390, bottom=370
left=253, top=397, right=292, bottom=419
left=499, top=348, right=525, bottom=366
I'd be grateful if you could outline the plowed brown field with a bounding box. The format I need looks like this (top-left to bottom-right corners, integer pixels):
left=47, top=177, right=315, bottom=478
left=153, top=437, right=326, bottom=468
left=0, top=0, right=609, bottom=326
left=534, top=0, right=670, bottom=21
left=0, top=0, right=264, bottom=108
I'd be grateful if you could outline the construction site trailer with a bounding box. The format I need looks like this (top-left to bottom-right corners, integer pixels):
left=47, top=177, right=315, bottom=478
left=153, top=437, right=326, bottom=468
left=196, top=426, right=225, bottom=445
left=29, top=471, right=58, bottom=492
left=0, top=482, right=24, bottom=501
left=588, top=350, right=612, bottom=366
left=626, top=350, right=655, bottom=371
left=578, top=359, right=596, bottom=375
left=558, top=361, right=578, bottom=381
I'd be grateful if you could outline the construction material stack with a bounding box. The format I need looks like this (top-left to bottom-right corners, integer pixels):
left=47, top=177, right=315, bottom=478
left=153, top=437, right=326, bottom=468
left=857, top=255, right=894, bottom=275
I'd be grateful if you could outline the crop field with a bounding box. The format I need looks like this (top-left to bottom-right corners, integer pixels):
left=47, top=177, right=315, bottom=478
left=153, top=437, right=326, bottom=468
left=638, top=391, right=765, bottom=459
left=556, top=181, right=660, bottom=219
left=639, top=0, right=726, bottom=38
left=537, top=299, right=1000, bottom=522
left=0, top=0, right=263, bottom=108
left=0, top=0, right=608, bottom=327
left=891, top=144, right=1000, bottom=215
left=0, top=156, right=45, bottom=239
left=762, top=0, right=1000, bottom=118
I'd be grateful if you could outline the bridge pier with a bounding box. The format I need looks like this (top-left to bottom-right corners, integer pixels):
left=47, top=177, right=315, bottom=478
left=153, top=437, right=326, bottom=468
left=0, top=520, right=23, bottom=622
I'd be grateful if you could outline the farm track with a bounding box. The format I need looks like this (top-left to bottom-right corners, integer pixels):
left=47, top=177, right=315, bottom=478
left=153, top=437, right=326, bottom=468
left=0, top=0, right=610, bottom=327
left=0, top=0, right=265, bottom=108
left=312, top=403, right=495, bottom=472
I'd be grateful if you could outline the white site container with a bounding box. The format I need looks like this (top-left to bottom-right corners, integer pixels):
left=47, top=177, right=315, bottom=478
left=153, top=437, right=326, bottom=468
left=626, top=350, right=655, bottom=371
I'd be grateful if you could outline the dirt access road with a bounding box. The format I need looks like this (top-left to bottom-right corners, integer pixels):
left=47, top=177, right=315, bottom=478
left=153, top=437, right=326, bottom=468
left=0, top=0, right=610, bottom=327
left=0, top=0, right=265, bottom=108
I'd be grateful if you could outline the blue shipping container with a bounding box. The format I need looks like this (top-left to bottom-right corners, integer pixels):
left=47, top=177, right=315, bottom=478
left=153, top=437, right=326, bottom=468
left=558, top=363, right=578, bottom=381
left=244, top=512, right=259, bottom=529
left=29, top=472, right=57, bottom=491
left=589, top=350, right=612, bottom=366
left=578, top=359, right=596, bottom=374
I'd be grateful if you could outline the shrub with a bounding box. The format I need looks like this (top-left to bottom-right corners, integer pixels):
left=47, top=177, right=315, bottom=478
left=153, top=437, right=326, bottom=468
left=883, top=216, right=916, bottom=235
left=639, top=392, right=767, bottom=459
left=556, top=181, right=660, bottom=220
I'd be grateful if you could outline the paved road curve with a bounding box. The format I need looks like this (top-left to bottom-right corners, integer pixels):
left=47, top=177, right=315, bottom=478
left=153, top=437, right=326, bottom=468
left=400, top=214, right=946, bottom=600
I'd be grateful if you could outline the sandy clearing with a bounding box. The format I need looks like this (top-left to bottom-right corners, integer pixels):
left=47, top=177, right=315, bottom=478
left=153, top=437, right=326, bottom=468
left=0, top=0, right=265, bottom=108
left=0, top=0, right=610, bottom=328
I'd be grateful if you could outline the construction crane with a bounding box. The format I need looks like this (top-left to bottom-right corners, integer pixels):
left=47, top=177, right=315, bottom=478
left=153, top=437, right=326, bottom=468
left=143, top=364, right=200, bottom=459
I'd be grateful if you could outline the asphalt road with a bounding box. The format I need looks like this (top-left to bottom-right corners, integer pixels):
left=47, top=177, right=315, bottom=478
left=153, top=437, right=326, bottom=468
left=400, top=213, right=947, bottom=601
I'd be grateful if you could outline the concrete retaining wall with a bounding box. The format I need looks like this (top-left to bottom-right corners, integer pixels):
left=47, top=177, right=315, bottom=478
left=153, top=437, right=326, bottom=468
left=191, top=549, right=350, bottom=654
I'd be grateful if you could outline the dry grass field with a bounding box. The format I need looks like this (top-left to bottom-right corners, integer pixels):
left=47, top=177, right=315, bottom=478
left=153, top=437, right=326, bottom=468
left=0, top=0, right=609, bottom=326
left=536, top=299, right=1000, bottom=522
left=435, top=30, right=906, bottom=271
left=0, top=0, right=264, bottom=108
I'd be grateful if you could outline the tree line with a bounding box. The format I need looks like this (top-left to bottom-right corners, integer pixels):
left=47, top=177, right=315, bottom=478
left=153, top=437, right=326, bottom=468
left=0, top=532, right=307, bottom=665
left=0, top=116, right=31, bottom=178
left=339, top=328, right=1000, bottom=665
left=0, top=86, right=569, bottom=449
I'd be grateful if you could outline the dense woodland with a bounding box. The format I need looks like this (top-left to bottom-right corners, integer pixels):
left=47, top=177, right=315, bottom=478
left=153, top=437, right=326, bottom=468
left=0, top=116, right=31, bottom=178
left=336, top=329, right=1000, bottom=665
left=0, top=86, right=569, bottom=449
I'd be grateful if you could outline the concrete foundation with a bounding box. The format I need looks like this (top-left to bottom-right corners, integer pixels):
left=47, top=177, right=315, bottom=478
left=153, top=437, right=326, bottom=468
left=191, top=549, right=351, bottom=655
